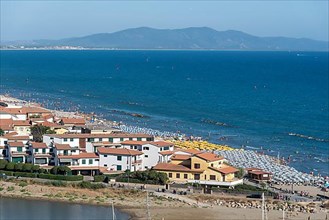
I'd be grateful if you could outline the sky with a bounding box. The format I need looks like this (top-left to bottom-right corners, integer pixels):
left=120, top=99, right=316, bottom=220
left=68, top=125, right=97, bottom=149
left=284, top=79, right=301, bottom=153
left=0, top=1, right=328, bottom=42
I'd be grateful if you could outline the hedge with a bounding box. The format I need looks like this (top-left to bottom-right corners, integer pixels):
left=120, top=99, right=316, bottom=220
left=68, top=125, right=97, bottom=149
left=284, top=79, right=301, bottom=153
left=0, top=170, right=14, bottom=176
left=38, top=173, right=83, bottom=181
left=94, top=175, right=106, bottom=182
left=14, top=172, right=38, bottom=178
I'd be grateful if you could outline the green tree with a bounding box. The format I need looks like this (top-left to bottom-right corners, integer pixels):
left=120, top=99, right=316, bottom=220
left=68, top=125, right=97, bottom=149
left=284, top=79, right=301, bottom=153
left=0, top=159, right=8, bottom=169
left=58, top=166, right=71, bottom=175
left=14, top=163, right=24, bottom=171
left=31, top=165, right=40, bottom=173
left=22, top=163, right=33, bottom=172
left=30, top=125, right=56, bottom=142
left=5, top=162, right=16, bottom=171
left=50, top=166, right=59, bottom=175
left=0, top=129, right=4, bottom=136
left=235, top=167, right=245, bottom=179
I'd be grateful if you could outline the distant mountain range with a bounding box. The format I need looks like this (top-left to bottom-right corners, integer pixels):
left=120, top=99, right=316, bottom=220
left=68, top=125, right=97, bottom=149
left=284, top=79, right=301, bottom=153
left=2, top=27, right=328, bottom=51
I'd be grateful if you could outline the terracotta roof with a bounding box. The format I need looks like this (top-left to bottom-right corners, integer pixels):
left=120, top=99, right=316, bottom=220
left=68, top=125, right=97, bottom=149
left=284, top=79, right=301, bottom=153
left=44, top=133, right=153, bottom=139
left=43, top=114, right=53, bottom=120
left=0, top=107, right=25, bottom=114
left=8, top=141, right=25, bottom=147
left=248, top=170, right=272, bottom=175
left=60, top=118, right=86, bottom=125
left=152, top=163, right=197, bottom=172
left=246, top=167, right=262, bottom=171
left=40, top=121, right=63, bottom=128
left=149, top=141, right=173, bottom=147
left=23, top=106, right=50, bottom=114
left=0, top=119, right=14, bottom=131
left=171, top=154, right=191, bottom=160
left=195, top=152, right=224, bottom=162
left=5, top=135, right=30, bottom=140
left=97, top=147, right=143, bottom=156
left=54, top=144, right=71, bottom=150
left=31, top=142, right=47, bottom=149
left=159, top=150, right=175, bottom=156
left=92, top=142, right=118, bottom=146
left=13, top=120, right=31, bottom=126
left=210, top=166, right=238, bottom=174
left=121, top=140, right=149, bottom=145
left=58, top=152, right=98, bottom=159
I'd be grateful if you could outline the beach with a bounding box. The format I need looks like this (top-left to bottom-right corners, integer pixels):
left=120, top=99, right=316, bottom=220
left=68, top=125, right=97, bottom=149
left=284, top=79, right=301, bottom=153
left=1, top=178, right=328, bottom=220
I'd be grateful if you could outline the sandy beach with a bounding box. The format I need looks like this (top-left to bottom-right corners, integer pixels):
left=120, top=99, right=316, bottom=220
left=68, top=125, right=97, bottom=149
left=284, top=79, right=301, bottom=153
left=1, top=179, right=328, bottom=220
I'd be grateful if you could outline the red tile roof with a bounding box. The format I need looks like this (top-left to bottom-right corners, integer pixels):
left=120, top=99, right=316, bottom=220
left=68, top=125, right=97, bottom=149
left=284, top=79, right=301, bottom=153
left=150, top=141, right=173, bottom=147
left=13, top=120, right=31, bottom=126
left=97, top=147, right=143, bottom=156
left=176, top=148, right=201, bottom=155
left=45, top=133, right=153, bottom=139
left=8, top=141, right=25, bottom=147
left=159, top=150, right=175, bottom=156
left=171, top=154, right=191, bottom=161
left=152, top=163, right=191, bottom=172
left=31, top=142, right=47, bottom=149
left=23, top=106, right=50, bottom=114
left=54, top=144, right=71, bottom=150
left=248, top=170, right=272, bottom=175
left=210, top=166, right=238, bottom=174
left=195, top=152, right=224, bottom=162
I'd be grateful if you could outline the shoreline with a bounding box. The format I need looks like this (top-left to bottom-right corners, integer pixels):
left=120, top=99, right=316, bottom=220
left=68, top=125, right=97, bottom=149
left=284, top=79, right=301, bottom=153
left=1, top=179, right=328, bottom=220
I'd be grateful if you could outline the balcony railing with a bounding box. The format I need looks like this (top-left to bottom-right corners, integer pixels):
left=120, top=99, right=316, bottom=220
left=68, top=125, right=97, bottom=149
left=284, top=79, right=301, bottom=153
left=132, top=160, right=142, bottom=164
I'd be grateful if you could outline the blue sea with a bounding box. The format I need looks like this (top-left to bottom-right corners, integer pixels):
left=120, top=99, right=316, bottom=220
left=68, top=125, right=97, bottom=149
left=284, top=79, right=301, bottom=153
left=0, top=50, right=328, bottom=175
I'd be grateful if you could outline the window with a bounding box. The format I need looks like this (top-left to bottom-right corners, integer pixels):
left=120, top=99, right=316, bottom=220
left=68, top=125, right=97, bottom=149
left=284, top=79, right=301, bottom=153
left=129, top=138, right=133, bottom=140
left=72, top=150, right=76, bottom=153
left=168, top=173, right=172, bottom=178
left=64, top=138, right=67, bottom=142
left=137, top=138, right=142, bottom=141
left=146, top=138, right=152, bottom=141
left=145, top=166, right=148, bottom=169
left=164, top=147, right=169, bottom=150
left=145, top=155, right=148, bottom=158
left=194, top=174, right=200, bottom=180
left=35, top=149, right=39, bottom=153
left=204, top=175, right=207, bottom=179
left=87, top=138, right=94, bottom=142
left=130, top=146, right=133, bottom=149
left=117, top=165, right=122, bottom=171
left=17, top=147, right=22, bottom=152
left=120, top=138, right=124, bottom=141
left=184, top=174, right=188, bottom=179
left=160, top=148, right=163, bottom=151
left=104, top=164, right=107, bottom=167
left=143, top=147, right=149, bottom=150
left=210, top=175, right=216, bottom=180
left=95, top=159, right=99, bottom=161
left=42, top=149, right=46, bottom=154
left=134, top=146, right=137, bottom=149
left=117, top=155, right=122, bottom=161
left=82, top=159, right=86, bottom=164
left=211, top=163, right=214, bottom=167
left=63, top=150, right=68, bottom=156
left=99, top=138, right=103, bottom=142
left=194, top=163, right=200, bottom=169
left=70, top=138, right=74, bottom=142
left=109, top=138, right=113, bottom=143
left=104, top=155, right=107, bottom=157
left=176, top=173, right=180, bottom=178
left=89, top=159, right=93, bottom=164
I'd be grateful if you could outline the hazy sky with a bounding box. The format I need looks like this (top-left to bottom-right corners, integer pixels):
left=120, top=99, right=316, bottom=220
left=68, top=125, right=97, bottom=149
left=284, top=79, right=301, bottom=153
left=1, top=1, right=328, bottom=41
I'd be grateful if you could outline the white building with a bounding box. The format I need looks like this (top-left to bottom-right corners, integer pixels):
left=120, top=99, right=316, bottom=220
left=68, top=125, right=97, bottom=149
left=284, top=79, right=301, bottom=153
left=29, top=142, right=52, bottom=166
left=7, top=141, right=28, bottom=163
left=121, top=141, right=174, bottom=169
left=97, top=147, right=143, bottom=172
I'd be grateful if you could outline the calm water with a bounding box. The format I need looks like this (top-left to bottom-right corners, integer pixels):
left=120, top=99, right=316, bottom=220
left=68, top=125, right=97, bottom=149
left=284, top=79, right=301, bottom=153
left=0, top=50, right=328, bottom=175
left=0, top=197, right=129, bottom=220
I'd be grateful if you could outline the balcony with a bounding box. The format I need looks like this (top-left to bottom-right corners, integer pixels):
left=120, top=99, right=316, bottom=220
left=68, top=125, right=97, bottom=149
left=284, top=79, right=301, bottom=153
left=187, top=179, right=244, bottom=187
left=132, top=160, right=142, bottom=165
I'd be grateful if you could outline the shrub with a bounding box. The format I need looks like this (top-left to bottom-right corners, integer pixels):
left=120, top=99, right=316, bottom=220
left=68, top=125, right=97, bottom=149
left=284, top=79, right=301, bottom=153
left=14, top=172, right=38, bottom=178
left=18, top=182, right=28, bottom=187
left=116, top=170, right=168, bottom=185
left=22, top=163, right=33, bottom=172
left=77, top=181, right=106, bottom=190
left=5, top=162, right=16, bottom=171
left=50, top=166, right=71, bottom=175
left=38, top=173, right=83, bottom=181
left=0, top=170, right=14, bottom=176
left=7, top=186, right=15, bottom=191
left=94, top=175, right=105, bottom=182
left=49, top=181, right=68, bottom=187
left=0, top=159, right=8, bottom=169
left=14, top=163, right=24, bottom=172
left=31, top=165, right=40, bottom=173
